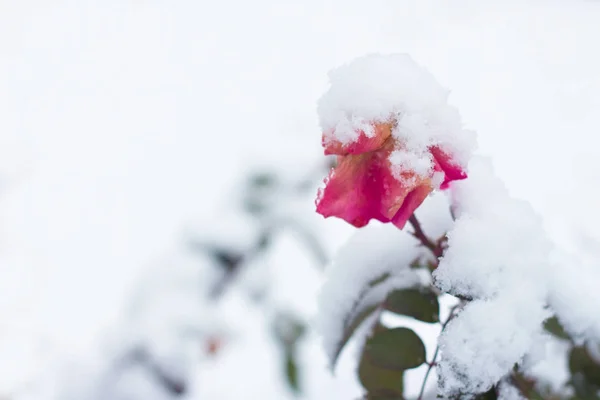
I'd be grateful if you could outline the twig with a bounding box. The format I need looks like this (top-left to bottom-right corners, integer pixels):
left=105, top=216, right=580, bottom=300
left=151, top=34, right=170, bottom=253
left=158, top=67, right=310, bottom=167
left=417, top=305, right=461, bottom=400
left=408, top=215, right=443, bottom=259
left=510, top=370, right=544, bottom=400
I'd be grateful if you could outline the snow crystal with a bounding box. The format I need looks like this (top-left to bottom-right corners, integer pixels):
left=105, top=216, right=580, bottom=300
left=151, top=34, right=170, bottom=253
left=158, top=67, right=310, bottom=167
left=317, top=53, right=476, bottom=168
left=316, top=223, right=426, bottom=367
left=446, top=157, right=509, bottom=218
left=522, top=334, right=571, bottom=395
left=322, top=115, right=375, bottom=147
left=547, top=253, right=600, bottom=342
left=438, top=296, right=549, bottom=395
left=414, top=190, right=455, bottom=240
left=431, top=171, right=445, bottom=189
left=434, top=158, right=552, bottom=300
left=389, top=149, right=433, bottom=182
left=497, top=380, right=526, bottom=400
left=434, top=157, right=553, bottom=395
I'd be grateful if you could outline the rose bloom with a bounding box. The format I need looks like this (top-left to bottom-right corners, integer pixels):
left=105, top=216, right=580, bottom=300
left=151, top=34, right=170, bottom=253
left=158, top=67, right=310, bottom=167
left=316, top=121, right=466, bottom=229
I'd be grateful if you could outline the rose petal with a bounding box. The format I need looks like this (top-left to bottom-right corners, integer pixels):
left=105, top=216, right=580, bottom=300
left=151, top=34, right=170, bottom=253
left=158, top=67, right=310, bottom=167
left=316, top=138, right=434, bottom=228
left=390, top=184, right=433, bottom=229
left=430, top=146, right=468, bottom=189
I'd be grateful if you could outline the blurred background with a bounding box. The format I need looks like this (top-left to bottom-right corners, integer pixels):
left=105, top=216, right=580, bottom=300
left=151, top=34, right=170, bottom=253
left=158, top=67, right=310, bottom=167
left=1, top=0, right=600, bottom=398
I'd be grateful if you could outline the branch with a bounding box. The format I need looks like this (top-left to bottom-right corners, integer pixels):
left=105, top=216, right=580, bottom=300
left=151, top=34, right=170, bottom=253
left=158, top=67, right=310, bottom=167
left=417, top=304, right=461, bottom=400
left=510, top=370, right=545, bottom=400
left=408, top=215, right=443, bottom=259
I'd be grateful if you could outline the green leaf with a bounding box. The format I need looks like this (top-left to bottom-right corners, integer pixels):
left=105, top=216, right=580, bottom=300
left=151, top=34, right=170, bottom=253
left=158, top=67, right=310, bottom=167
left=285, top=351, right=300, bottom=394
left=570, top=372, right=600, bottom=400
left=331, top=304, right=380, bottom=366
left=272, top=313, right=305, bottom=395
left=358, top=352, right=404, bottom=398
left=543, top=316, right=570, bottom=340
left=369, top=273, right=391, bottom=287
left=569, top=345, right=600, bottom=400
left=363, top=327, right=426, bottom=370
left=363, top=392, right=404, bottom=400
left=249, top=172, right=277, bottom=188
left=569, top=346, right=600, bottom=385
left=329, top=272, right=392, bottom=368
left=272, top=312, right=306, bottom=348
left=473, top=387, right=498, bottom=400
left=384, top=288, right=440, bottom=323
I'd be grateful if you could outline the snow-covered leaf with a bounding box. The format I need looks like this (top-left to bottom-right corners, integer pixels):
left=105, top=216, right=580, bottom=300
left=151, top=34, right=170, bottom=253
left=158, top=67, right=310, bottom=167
left=327, top=273, right=391, bottom=369
left=317, top=225, right=423, bottom=370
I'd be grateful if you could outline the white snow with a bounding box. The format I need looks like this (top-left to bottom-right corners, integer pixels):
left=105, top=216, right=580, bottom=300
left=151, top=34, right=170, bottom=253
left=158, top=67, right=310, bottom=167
left=2, top=0, right=600, bottom=399
left=497, top=380, right=526, bottom=400
left=522, top=334, right=571, bottom=395
left=434, top=159, right=553, bottom=300
left=433, top=157, right=554, bottom=395
left=547, top=254, right=600, bottom=342
left=316, top=223, right=425, bottom=367
left=438, top=297, right=549, bottom=395
left=432, top=159, right=600, bottom=397
left=389, top=149, right=434, bottom=184
left=317, top=53, right=476, bottom=170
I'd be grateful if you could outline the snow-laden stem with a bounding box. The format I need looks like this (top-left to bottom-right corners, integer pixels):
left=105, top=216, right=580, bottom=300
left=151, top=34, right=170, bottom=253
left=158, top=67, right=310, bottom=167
left=417, top=304, right=462, bottom=400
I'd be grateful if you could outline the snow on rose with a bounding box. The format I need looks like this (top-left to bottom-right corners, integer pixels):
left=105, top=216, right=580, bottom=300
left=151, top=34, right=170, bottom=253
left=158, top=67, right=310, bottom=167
left=314, top=53, right=474, bottom=230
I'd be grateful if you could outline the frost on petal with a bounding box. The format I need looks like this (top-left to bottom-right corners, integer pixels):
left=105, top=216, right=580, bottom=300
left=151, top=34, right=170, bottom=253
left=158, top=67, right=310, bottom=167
left=315, top=139, right=435, bottom=229
left=389, top=148, right=433, bottom=181
left=315, top=53, right=475, bottom=230
left=323, top=121, right=392, bottom=156
left=316, top=225, right=423, bottom=367
left=389, top=145, right=467, bottom=191
left=430, top=146, right=468, bottom=189
left=318, top=53, right=476, bottom=167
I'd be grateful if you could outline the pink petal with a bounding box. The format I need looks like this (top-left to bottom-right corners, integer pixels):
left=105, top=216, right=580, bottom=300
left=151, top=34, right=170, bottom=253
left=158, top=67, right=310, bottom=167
left=430, top=146, right=468, bottom=189
left=316, top=139, right=434, bottom=228
left=390, top=184, right=433, bottom=229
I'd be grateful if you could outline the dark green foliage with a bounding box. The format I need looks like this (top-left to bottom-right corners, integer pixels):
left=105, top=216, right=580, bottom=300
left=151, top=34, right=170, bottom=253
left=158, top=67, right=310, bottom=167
left=272, top=312, right=306, bottom=394
left=544, top=316, right=570, bottom=341
left=285, top=351, right=300, bottom=393
left=385, top=287, right=440, bottom=323
left=569, top=346, right=600, bottom=399
left=362, top=327, right=426, bottom=371
left=329, top=273, right=392, bottom=368
left=359, top=351, right=404, bottom=399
